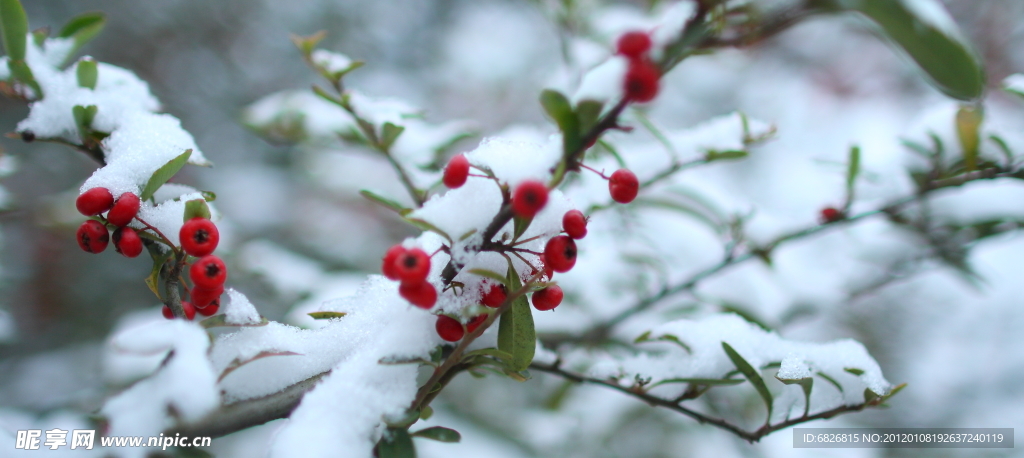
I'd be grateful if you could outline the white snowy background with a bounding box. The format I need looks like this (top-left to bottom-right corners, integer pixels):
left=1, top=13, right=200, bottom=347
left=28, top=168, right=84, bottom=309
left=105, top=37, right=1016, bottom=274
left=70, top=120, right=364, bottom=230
left=0, top=0, right=1023, bottom=457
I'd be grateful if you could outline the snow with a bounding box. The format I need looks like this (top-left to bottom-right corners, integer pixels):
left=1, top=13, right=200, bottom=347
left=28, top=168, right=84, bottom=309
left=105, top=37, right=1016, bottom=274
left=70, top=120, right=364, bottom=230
left=101, top=320, right=218, bottom=458
left=311, top=49, right=355, bottom=74
left=222, top=289, right=262, bottom=325
left=131, top=192, right=210, bottom=247
left=463, top=136, right=562, bottom=187
left=1004, top=73, right=1024, bottom=95
left=572, top=56, right=628, bottom=105
left=901, top=0, right=963, bottom=38
left=0, top=56, right=9, bottom=80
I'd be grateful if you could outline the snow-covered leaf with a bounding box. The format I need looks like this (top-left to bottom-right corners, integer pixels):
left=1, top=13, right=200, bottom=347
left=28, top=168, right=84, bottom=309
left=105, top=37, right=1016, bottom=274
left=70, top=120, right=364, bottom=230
left=361, top=189, right=411, bottom=215
left=182, top=198, right=210, bottom=221
left=722, top=341, right=773, bottom=422
left=377, top=428, right=416, bottom=458
left=140, top=149, right=191, bottom=201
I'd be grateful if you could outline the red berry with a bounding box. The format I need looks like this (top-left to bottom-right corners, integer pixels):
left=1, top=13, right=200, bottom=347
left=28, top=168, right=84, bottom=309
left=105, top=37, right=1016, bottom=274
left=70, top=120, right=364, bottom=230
left=381, top=245, right=407, bottom=280
left=544, top=235, right=577, bottom=273
left=75, top=187, right=114, bottom=216
left=196, top=299, right=220, bottom=317
left=532, top=285, right=563, bottom=311
left=435, top=315, right=465, bottom=342
left=511, top=180, right=549, bottom=218
left=481, top=283, right=507, bottom=308
left=112, top=227, right=143, bottom=258
left=106, top=192, right=140, bottom=227
left=400, top=281, right=437, bottom=309
left=562, top=210, right=588, bottom=239
left=609, top=169, right=639, bottom=204
left=191, top=285, right=223, bottom=308
left=180, top=218, right=219, bottom=257
left=616, top=31, right=652, bottom=58
left=394, top=248, right=431, bottom=283
left=76, top=220, right=109, bottom=253
left=162, top=302, right=196, bottom=320
left=443, top=154, right=470, bottom=189
left=820, top=207, right=843, bottom=223
left=623, top=59, right=659, bottom=103
left=190, top=255, right=227, bottom=290
left=466, top=314, right=488, bottom=333
left=162, top=305, right=173, bottom=319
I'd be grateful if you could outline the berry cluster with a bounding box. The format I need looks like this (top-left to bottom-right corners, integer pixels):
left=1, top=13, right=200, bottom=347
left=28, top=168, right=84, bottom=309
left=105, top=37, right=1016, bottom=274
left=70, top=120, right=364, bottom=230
left=161, top=219, right=226, bottom=320
left=616, top=31, right=660, bottom=103
left=75, top=188, right=143, bottom=257
left=383, top=245, right=437, bottom=309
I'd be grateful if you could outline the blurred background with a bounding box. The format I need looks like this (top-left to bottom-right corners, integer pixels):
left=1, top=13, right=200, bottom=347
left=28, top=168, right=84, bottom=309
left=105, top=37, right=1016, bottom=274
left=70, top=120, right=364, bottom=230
left=1, top=0, right=1023, bottom=456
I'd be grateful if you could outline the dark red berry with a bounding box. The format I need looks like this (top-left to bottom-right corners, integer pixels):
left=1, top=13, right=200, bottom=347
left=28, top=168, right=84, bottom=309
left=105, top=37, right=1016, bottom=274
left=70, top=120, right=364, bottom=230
left=436, top=315, right=465, bottom=342
left=532, top=285, right=563, bottom=311
left=512, top=180, right=549, bottom=218
left=609, top=169, right=639, bottom=204
left=162, top=305, right=173, bottom=320
left=443, top=154, right=470, bottom=189
left=196, top=299, right=219, bottom=317
left=180, top=218, right=219, bottom=257
left=162, top=302, right=196, bottom=320
left=562, top=210, right=588, bottom=239
left=191, top=286, right=223, bottom=309
left=76, top=220, right=109, bottom=253
left=466, top=314, right=488, bottom=333
left=624, top=59, right=659, bottom=103
left=106, top=192, right=140, bottom=227
left=400, top=281, right=437, bottom=309
left=820, top=207, right=843, bottom=223
left=616, top=31, right=652, bottom=58
left=544, top=235, right=577, bottom=273
left=382, top=245, right=407, bottom=280
left=21, top=131, right=35, bottom=142
left=112, top=227, right=143, bottom=258
left=481, top=283, right=507, bottom=308
left=190, top=255, right=227, bottom=290
left=394, top=248, right=431, bottom=283
left=76, top=188, right=114, bottom=216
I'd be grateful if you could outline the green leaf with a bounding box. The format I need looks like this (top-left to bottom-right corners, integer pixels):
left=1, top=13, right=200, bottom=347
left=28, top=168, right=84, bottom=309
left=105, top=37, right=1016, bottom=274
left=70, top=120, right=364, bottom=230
left=649, top=377, right=745, bottom=388
left=989, top=135, right=1013, bottom=167
left=377, top=428, right=416, bottom=458
left=721, top=305, right=772, bottom=332
left=844, top=367, right=865, bottom=376
left=411, top=426, right=461, bottom=443
left=0, top=0, right=28, bottom=61
left=403, top=217, right=451, bottom=243
left=846, top=145, right=861, bottom=197
left=882, top=382, right=907, bottom=402
left=539, top=89, right=580, bottom=154
left=76, top=57, right=97, bottom=89
left=418, top=406, right=433, bottom=420
left=141, top=149, right=192, bottom=201
left=816, top=371, right=844, bottom=393
left=380, top=122, right=405, bottom=151
left=218, top=350, right=299, bottom=382
left=845, top=0, right=984, bottom=101
left=576, top=99, right=604, bottom=133
left=311, top=84, right=344, bottom=107
left=199, top=314, right=270, bottom=329
left=463, top=347, right=514, bottom=362
left=956, top=105, right=983, bottom=171
left=7, top=58, right=40, bottom=96
left=72, top=104, right=97, bottom=140
left=634, top=331, right=692, bottom=353
left=182, top=199, right=211, bottom=221
left=57, top=12, right=105, bottom=61
left=200, top=190, right=217, bottom=202
left=705, top=150, right=748, bottom=161
left=289, top=31, right=326, bottom=58
left=30, top=26, right=45, bottom=47
left=776, top=374, right=813, bottom=417
left=512, top=214, right=532, bottom=242
left=307, top=311, right=347, bottom=320
left=144, top=246, right=171, bottom=301
left=497, top=264, right=535, bottom=372
left=466, top=268, right=509, bottom=286
left=722, top=342, right=773, bottom=423
left=360, top=189, right=411, bottom=215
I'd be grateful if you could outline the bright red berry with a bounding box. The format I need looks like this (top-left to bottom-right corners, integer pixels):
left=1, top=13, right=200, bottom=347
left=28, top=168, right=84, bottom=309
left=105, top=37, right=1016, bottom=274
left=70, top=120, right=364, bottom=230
left=106, top=192, right=140, bottom=227
left=544, top=235, right=577, bottom=273
left=532, top=285, right=564, bottom=311
left=112, top=227, right=143, bottom=258
left=76, top=187, right=114, bottom=216
left=623, top=59, right=660, bottom=103
left=512, top=180, right=549, bottom=218
left=400, top=281, right=437, bottom=309
left=162, top=302, right=196, bottom=320
left=443, top=154, right=470, bottom=189
left=820, top=207, right=843, bottom=223
left=562, top=210, right=588, bottom=239
left=436, top=315, right=465, bottom=342
left=481, top=283, right=507, bottom=308
left=381, top=245, right=407, bottom=280
left=190, top=255, right=227, bottom=290
left=466, top=314, right=488, bottom=333
left=196, top=299, right=219, bottom=317
left=180, top=218, right=219, bottom=257
left=76, top=220, right=109, bottom=253
left=609, top=169, right=639, bottom=204
left=394, top=248, right=431, bottom=283
left=191, top=285, right=223, bottom=309
left=162, top=305, right=173, bottom=319
left=616, top=31, right=652, bottom=58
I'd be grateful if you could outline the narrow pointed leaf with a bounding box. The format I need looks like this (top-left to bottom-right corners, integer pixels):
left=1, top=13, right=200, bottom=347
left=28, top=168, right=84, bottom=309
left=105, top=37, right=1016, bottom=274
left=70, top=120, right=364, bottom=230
left=846, top=145, right=861, bottom=196
left=199, top=314, right=269, bottom=329
left=776, top=374, right=813, bottom=417
left=360, top=189, right=410, bottom=215
left=844, top=367, right=865, bottom=376
left=403, top=217, right=451, bottom=243
left=722, top=342, right=773, bottom=422
left=650, top=377, right=745, bottom=388
left=497, top=265, right=535, bottom=372
left=462, top=348, right=514, bottom=362
left=141, top=149, right=192, bottom=201
left=8, top=59, right=40, bottom=96
left=816, top=371, right=844, bottom=393
left=307, top=311, right=347, bottom=320
left=0, top=0, right=28, bottom=61
left=956, top=105, right=982, bottom=171
left=466, top=268, right=509, bottom=286
left=218, top=350, right=300, bottom=382
left=411, top=426, right=461, bottom=443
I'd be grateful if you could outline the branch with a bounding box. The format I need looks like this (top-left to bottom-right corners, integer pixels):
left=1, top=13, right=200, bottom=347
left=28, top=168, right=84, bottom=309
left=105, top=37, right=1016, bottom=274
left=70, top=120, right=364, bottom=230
left=529, top=361, right=878, bottom=443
